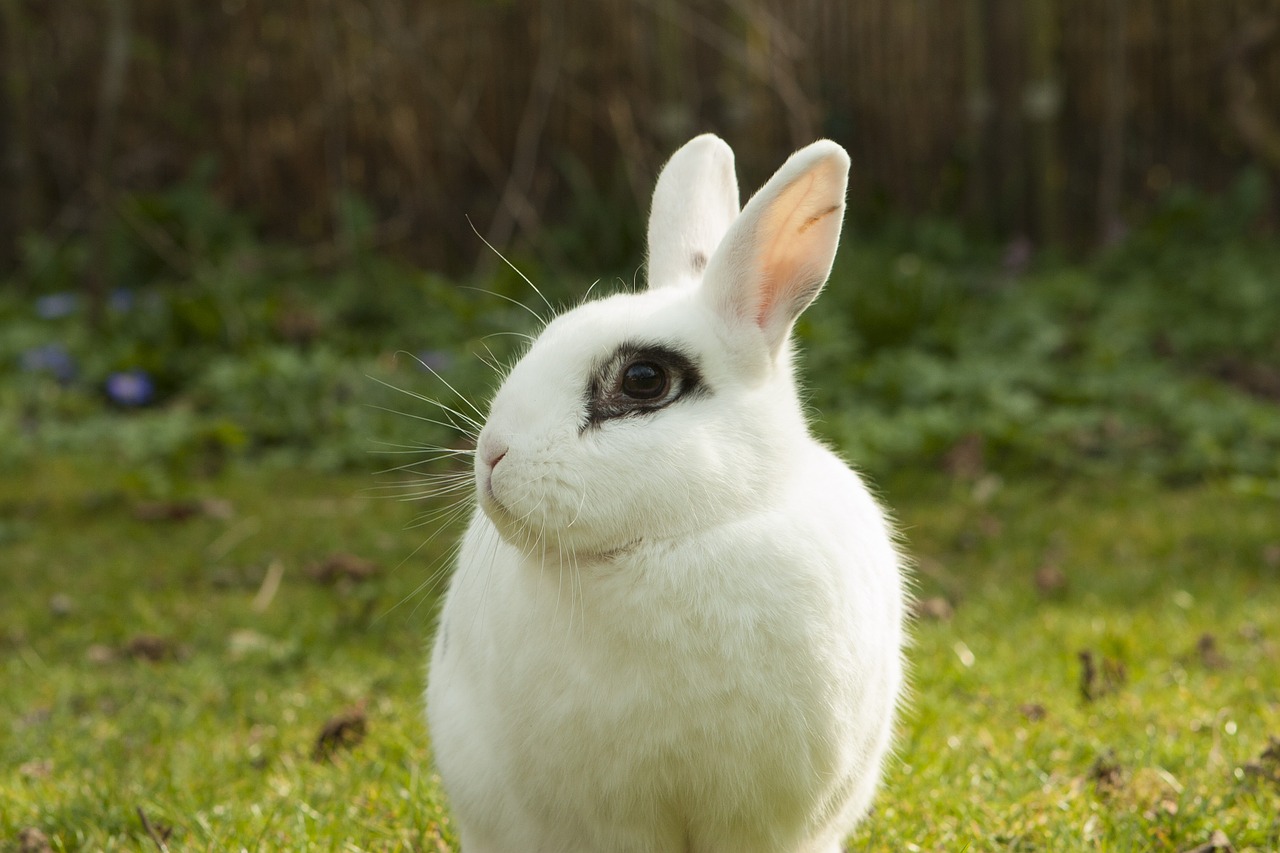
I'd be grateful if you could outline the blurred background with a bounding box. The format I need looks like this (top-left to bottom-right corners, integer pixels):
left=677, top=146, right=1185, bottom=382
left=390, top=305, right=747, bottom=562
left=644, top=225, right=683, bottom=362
left=3, top=0, right=1280, bottom=487
left=8, top=7, right=1280, bottom=848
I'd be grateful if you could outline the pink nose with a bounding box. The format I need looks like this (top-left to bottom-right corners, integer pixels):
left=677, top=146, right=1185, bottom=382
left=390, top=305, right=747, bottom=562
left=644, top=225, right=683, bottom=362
left=479, top=435, right=508, bottom=470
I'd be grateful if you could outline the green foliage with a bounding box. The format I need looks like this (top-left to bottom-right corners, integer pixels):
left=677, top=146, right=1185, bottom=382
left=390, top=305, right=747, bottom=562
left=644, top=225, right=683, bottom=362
left=1, top=460, right=458, bottom=850
left=4, top=169, right=1279, bottom=493
left=1, top=173, right=524, bottom=492
left=2, top=460, right=1277, bottom=850
left=799, top=184, right=1280, bottom=483
left=3, top=170, right=1279, bottom=850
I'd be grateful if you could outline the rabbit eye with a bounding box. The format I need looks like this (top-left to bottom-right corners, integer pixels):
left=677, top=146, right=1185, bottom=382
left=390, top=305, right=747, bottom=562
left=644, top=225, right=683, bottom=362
left=621, top=361, right=668, bottom=400
left=583, top=343, right=706, bottom=430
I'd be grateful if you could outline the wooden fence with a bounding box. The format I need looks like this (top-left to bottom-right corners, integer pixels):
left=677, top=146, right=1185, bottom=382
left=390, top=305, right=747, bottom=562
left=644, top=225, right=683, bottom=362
left=4, top=0, right=1280, bottom=274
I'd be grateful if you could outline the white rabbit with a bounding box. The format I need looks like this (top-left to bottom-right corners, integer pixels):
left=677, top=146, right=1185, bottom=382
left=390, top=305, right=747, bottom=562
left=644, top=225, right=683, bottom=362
left=426, top=134, right=908, bottom=853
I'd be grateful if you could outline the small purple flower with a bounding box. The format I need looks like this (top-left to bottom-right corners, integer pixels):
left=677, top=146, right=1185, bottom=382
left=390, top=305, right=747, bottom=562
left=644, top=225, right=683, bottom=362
left=20, top=343, right=77, bottom=383
left=35, top=292, right=79, bottom=320
left=108, top=288, right=136, bottom=314
left=105, top=369, right=155, bottom=407
left=415, top=350, right=454, bottom=373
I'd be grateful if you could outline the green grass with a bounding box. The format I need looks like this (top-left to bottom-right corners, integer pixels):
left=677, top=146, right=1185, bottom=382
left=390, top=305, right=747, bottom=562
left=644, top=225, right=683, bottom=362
left=5, top=149, right=1279, bottom=851
left=3, top=457, right=1277, bottom=851
left=866, top=472, right=1280, bottom=851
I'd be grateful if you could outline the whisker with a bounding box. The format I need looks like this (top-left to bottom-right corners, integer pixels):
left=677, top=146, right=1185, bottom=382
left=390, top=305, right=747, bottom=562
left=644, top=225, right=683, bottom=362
left=386, top=534, right=466, bottom=621
left=406, top=498, right=476, bottom=527
left=367, top=442, right=475, bottom=457
left=466, top=214, right=556, bottom=317
left=392, top=484, right=476, bottom=505
left=364, top=403, right=479, bottom=438
left=474, top=347, right=505, bottom=376
left=397, top=351, right=489, bottom=424
left=363, top=482, right=473, bottom=506
left=376, top=484, right=478, bottom=623
left=373, top=467, right=474, bottom=482
left=471, top=521, right=503, bottom=640
left=367, top=454, right=474, bottom=476
left=369, top=464, right=472, bottom=483
left=572, top=548, right=584, bottom=643
left=480, top=330, right=536, bottom=344
left=567, top=487, right=588, bottom=528
left=369, top=370, right=485, bottom=431
left=462, top=285, right=547, bottom=328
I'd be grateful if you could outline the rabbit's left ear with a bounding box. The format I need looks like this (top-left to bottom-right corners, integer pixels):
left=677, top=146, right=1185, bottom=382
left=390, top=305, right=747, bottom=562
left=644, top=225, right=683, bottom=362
left=646, top=134, right=740, bottom=289
left=700, top=140, right=849, bottom=358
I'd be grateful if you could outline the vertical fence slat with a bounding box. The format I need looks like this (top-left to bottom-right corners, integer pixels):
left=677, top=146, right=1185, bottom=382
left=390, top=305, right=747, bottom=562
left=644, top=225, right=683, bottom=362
left=3, top=0, right=1278, bottom=273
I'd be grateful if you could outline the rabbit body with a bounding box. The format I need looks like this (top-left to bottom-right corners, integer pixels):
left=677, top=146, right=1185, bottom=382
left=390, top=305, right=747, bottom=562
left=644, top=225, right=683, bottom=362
left=427, top=136, right=907, bottom=853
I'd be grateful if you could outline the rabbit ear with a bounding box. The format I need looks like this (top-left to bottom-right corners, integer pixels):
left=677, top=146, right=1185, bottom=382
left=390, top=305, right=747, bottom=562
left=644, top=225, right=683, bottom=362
left=646, top=134, right=740, bottom=290
left=700, top=140, right=849, bottom=357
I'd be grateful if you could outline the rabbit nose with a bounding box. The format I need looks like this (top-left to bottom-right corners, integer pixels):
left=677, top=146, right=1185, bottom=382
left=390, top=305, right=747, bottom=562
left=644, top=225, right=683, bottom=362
left=479, top=435, right=509, bottom=470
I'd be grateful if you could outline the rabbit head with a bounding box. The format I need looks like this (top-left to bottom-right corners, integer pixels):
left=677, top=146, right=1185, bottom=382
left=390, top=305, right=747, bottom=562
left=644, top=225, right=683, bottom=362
left=474, top=134, right=850, bottom=558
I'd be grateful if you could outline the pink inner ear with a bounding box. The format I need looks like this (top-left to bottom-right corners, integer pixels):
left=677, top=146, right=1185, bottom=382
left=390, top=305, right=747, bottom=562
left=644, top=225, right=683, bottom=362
left=751, top=169, right=845, bottom=329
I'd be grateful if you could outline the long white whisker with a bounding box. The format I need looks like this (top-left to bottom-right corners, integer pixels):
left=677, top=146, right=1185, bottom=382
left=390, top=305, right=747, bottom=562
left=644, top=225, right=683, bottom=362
left=365, top=403, right=478, bottom=437
left=367, top=485, right=473, bottom=506
left=369, top=370, right=485, bottom=430
left=377, top=479, right=477, bottom=622
left=462, top=285, right=546, bottom=327
left=466, top=214, right=556, bottom=317
left=474, top=348, right=505, bottom=376
left=369, top=457, right=474, bottom=479
left=372, top=468, right=474, bottom=484
left=367, top=454, right=474, bottom=476
left=567, top=487, right=588, bottom=528
left=367, top=442, right=474, bottom=456
left=389, top=532, right=467, bottom=620
left=481, top=330, right=536, bottom=344
left=394, top=484, right=477, bottom=505
left=406, top=499, right=476, bottom=527
left=576, top=550, right=585, bottom=642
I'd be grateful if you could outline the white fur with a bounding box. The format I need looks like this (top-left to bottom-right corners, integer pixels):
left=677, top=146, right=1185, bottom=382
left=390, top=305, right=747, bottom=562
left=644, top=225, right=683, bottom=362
left=427, top=136, right=908, bottom=853
left=646, top=133, right=740, bottom=289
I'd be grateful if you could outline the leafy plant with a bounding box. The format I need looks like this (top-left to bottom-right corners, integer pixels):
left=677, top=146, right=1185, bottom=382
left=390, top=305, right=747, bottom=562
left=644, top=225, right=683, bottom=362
left=3, top=171, right=1278, bottom=489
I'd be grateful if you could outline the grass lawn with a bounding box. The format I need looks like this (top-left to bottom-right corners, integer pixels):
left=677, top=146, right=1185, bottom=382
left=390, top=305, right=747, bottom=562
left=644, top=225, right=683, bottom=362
left=3, top=456, right=1278, bottom=851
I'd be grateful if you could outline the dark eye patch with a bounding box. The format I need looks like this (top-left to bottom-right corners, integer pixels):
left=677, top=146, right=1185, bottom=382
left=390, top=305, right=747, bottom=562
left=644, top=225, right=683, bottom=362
left=583, top=342, right=707, bottom=429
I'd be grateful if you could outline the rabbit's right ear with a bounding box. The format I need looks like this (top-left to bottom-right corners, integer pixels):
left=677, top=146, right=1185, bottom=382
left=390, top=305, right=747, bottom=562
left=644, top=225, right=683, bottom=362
left=699, top=140, right=849, bottom=360
left=646, top=134, right=740, bottom=290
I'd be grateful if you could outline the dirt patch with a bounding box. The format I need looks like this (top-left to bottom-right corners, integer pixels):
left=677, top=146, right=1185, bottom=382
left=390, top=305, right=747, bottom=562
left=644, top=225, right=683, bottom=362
left=17, top=827, right=52, bottom=853
left=305, top=553, right=380, bottom=585
left=1194, top=633, right=1229, bottom=670
left=1179, top=829, right=1236, bottom=853
left=313, top=703, right=368, bottom=761
left=133, top=498, right=234, bottom=522
left=1241, top=735, right=1280, bottom=787
left=1079, top=649, right=1127, bottom=702
left=1088, top=750, right=1125, bottom=796
left=124, top=634, right=181, bottom=663
left=1018, top=702, right=1047, bottom=722
left=911, top=596, right=954, bottom=622
left=1034, top=563, right=1068, bottom=598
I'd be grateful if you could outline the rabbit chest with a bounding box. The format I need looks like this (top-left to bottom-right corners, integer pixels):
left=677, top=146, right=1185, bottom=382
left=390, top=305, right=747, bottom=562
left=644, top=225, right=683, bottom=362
left=428, top=492, right=903, bottom=851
